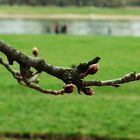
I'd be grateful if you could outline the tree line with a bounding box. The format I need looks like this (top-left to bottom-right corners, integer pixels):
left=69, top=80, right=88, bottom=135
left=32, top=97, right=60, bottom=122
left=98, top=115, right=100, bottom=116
left=0, top=0, right=140, bottom=7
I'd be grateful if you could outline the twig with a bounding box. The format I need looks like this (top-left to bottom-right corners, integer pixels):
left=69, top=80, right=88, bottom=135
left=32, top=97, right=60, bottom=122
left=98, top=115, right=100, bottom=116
left=82, top=72, right=140, bottom=87
left=0, top=58, right=65, bottom=95
left=0, top=41, right=140, bottom=96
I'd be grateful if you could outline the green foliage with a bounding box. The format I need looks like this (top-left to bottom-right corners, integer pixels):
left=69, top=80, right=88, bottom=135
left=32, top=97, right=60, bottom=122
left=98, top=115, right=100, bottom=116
left=0, top=35, right=140, bottom=138
left=0, top=0, right=140, bottom=7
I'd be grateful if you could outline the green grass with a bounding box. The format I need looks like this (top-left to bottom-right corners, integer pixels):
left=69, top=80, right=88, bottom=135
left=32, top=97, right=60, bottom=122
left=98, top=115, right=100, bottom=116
left=0, top=35, right=140, bottom=139
left=0, top=5, right=140, bottom=15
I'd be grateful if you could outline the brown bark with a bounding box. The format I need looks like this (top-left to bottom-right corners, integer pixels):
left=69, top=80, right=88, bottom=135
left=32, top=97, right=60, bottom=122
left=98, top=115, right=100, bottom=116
left=0, top=41, right=139, bottom=95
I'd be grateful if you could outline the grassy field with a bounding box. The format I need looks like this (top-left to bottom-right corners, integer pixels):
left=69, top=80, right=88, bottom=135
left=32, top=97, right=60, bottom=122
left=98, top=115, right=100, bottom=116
left=0, top=35, right=140, bottom=139
left=0, top=5, right=140, bottom=15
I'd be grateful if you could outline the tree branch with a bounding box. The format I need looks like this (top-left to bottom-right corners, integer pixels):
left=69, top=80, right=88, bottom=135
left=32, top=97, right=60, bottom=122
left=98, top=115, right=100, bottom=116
left=0, top=40, right=140, bottom=96
left=0, top=41, right=64, bottom=79
left=0, top=58, right=65, bottom=95
left=82, top=72, right=140, bottom=87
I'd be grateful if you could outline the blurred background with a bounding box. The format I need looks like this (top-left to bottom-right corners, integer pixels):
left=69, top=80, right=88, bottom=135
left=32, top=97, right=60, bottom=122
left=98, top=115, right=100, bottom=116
left=1, top=0, right=140, bottom=7
left=0, top=0, right=140, bottom=140
left=0, top=0, right=140, bottom=35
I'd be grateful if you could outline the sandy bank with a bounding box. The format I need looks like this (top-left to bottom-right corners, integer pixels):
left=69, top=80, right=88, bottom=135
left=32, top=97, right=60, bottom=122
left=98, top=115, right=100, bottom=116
left=0, top=13, right=140, bottom=20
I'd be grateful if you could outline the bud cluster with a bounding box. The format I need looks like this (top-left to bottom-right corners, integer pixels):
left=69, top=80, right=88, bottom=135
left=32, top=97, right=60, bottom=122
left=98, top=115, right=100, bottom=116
left=82, top=88, right=95, bottom=96
left=86, top=63, right=99, bottom=75
left=63, top=84, right=75, bottom=93
left=32, top=47, right=39, bottom=57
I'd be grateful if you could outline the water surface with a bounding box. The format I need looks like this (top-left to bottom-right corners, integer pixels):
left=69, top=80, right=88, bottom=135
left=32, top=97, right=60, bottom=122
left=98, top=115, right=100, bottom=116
left=0, top=18, right=140, bottom=36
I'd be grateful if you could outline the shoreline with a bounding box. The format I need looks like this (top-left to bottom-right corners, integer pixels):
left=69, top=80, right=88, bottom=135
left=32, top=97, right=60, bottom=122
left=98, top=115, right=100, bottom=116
left=0, top=13, right=140, bottom=20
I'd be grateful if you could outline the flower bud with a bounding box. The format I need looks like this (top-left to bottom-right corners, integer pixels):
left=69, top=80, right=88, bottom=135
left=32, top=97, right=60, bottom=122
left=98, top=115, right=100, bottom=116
left=82, top=88, right=95, bottom=96
left=32, top=47, right=39, bottom=57
left=64, top=84, right=75, bottom=93
left=86, top=63, right=99, bottom=75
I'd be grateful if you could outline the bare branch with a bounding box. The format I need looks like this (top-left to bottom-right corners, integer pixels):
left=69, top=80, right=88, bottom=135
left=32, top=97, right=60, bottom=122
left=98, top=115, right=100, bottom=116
left=82, top=72, right=140, bottom=87
left=0, top=41, right=64, bottom=79
left=0, top=40, right=140, bottom=96
left=0, top=58, right=65, bottom=95
left=24, top=83, right=65, bottom=95
left=0, top=57, right=22, bottom=81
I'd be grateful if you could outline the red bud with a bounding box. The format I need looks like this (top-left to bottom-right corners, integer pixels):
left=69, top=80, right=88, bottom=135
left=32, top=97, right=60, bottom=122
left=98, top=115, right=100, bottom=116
left=86, top=63, right=99, bottom=75
left=82, top=88, right=95, bottom=96
left=64, top=84, right=75, bottom=93
left=32, top=47, right=39, bottom=57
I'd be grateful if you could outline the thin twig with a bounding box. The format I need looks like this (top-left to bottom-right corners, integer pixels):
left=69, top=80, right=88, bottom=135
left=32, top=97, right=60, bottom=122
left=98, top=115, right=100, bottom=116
left=82, top=72, right=140, bottom=87
left=0, top=58, right=65, bottom=95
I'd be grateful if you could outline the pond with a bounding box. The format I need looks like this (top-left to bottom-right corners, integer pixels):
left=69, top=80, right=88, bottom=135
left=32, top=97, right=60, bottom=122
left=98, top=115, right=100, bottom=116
left=0, top=18, right=140, bottom=36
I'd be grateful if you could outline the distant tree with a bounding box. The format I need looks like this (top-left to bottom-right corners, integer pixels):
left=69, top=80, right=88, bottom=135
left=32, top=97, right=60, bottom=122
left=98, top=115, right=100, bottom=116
left=39, top=0, right=48, bottom=6
left=0, top=0, right=140, bottom=7
left=129, top=0, right=140, bottom=6
left=57, top=0, right=65, bottom=7
left=93, top=0, right=129, bottom=7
